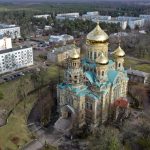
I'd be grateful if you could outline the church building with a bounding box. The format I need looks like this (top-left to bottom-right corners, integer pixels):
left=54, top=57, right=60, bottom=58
left=56, top=23, right=129, bottom=131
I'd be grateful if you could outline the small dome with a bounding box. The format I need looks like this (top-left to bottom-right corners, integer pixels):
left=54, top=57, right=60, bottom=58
left=114, top=45, right=125, bottom=57
left=87, top=22, right=109, bottom=43
left=96, top=53, right=108, bottom=65
left=70, top=48, right=80, bottom=59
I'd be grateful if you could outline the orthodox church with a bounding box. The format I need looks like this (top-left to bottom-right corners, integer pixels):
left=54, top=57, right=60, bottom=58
left=55, top=23, right=129, bottom=131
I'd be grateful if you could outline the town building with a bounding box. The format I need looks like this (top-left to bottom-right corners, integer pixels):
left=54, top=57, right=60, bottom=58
left=139, top=14, right=150, bottom=23
left=33, top=14, right=51, bottom=19
left=92, top=18, right=127, bottom=30
left=0, top=38, right=33, bottom=74
left=0, top=36, right=12, bottom=51
left=0, top=24, right=21, bottom=39
left=49, top=34, right=74, bottom=44
left=47, top=44, right=80, bottom=63
left=56, top=13, right=80, bottom=21
left=0, top=46, right=33, bottom=74
left=55, top=23, right=129, bottom=132
left=127, top=69, right=150, bottom=85
left=117, top=16, right=145, bottom=29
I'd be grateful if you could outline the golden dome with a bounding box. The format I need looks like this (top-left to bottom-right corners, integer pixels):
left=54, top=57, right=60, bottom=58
left=70, top=48, right=80, bottom=59
left=114, top=44, right=125, bottom=57
left=96, top=53, right=108, bottom=65
left=87, top=22, right=109, bottom=42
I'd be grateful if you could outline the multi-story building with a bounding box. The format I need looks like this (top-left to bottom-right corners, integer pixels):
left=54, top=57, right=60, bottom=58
left=55, top=23, right=129, bottom=132
left=0, top=24, right=20, bottom=39
left=49, top=34, right=74, bottom=44
left=56, top=13, right=80, bottom=21
left=33, top=14, right=51, bottom=19
left=0, top=46, right=33, bottom=74
left=127, top=69, right=150, bottom=85
left=0, top=36, right=12, bottom=51
left=117, top=16, right=145, bottom=29
left=139, top=15, right=150, bottom=22
left=47, top=44, right=80, bottom=63
left=92, top=19, right=127, bottom=30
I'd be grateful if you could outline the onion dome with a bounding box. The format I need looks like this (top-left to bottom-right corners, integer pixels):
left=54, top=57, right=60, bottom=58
left=114, top=44, right=125, bottom=57
left=70, top=48, right=80, bottom=59
left=96, top=53, right=108, bottom=65
left=87, top=22, right=109, bottom=43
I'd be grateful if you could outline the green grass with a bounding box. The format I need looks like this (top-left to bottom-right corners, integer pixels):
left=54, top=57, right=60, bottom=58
left=124, top=57, right=139, bottom=68
left=0, top=94, right=37, bottom=150
left=134, top=64, right=150, bottom=73
left=124, top=57, right=150, bottom=73
left=0, top=65, right=64, bottom=149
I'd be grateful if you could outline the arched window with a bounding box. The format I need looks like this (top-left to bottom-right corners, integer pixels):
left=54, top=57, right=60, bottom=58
left=118, top=63, right=121, bottom=67
left=94, top=52, right=97, bottom=59
left=102, top=71, right=104, bottom=76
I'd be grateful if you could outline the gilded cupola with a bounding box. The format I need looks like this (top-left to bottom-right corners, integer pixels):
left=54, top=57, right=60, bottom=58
left=96, top=52, right=108, bottom=65
left=87, top=22, right=109, bottom=43
left=114, top=44, right=125, bottom=57
left=70, top=47, right=80, bottom=59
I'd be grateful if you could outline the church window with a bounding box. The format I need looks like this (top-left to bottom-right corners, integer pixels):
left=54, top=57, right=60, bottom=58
left=94, top=52, right=97, bottom=59
left=90, top=103, right=92, bottom=110
left=119, top=63, right=121, bottom=67
left=102, top=71, right=104, bottom=76
left=90, top=52, right=92, bottom=59
left=74, top=76, right=77, bottom=79
left=82, top=103, right=84, bottom=109
left=86, top=102, right=89, bottom=109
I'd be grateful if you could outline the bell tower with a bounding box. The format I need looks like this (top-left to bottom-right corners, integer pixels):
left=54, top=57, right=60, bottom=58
left=65, top=46, right=83, bottom=85
left=114, top=43, right=125, bottom=71
left=96, top=52, right=108, bottom=81
left=86, top=22, right=109, bottom=62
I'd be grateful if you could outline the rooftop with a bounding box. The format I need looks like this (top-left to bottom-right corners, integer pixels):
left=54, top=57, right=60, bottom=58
left=0, top=24, right=19, bottom=29
left=50, top=44, right=79, bottom=54
left=0, top=46, right=32, bottom=54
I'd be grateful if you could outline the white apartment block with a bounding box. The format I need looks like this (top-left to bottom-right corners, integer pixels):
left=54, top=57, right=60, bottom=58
left=86, top=11, right=99, bottom=16
left=0, top=47, right=33, bottom=74
left=0, top=37, right=12, bottom=51
left=117, top=16, right=145, bottom=29
left=139, top=15, right=150, bottom=22
left=92, top=19, right=127, bottom=30
left=56, top=13, right=80, bottom=20
left=0, top=24, right=21, bottom=39
left=33, top=14, right=51, bottom=19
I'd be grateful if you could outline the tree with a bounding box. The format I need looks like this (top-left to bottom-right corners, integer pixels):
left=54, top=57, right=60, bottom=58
left=88, top=127, right=121, bottom=150
left=0, top=90, right=4, bottom=100
left=17, top=77, right=29, bottom=118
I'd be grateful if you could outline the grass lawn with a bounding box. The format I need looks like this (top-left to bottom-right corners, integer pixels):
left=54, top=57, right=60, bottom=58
left=134, top=64, right=150, bottom=73
left=0, top=94, right=37, bottom=150
left=124, top=57, right=150, bottom=73
left=124, top=57, right=139, bottom=68
left=0, top=65, right=64, bottom=149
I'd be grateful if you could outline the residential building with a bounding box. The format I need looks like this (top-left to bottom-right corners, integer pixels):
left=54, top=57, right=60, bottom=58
left=139, top=14, right=150, bottom=22
left=117, top=16, right=145, bottom=29
left=47, top=44, right=80, bottom=63
left=0, top=46, right=33, bottom=74
left=33, top=14, right=51, bottom=19
left=49, top=34, right=74, bottom=44
left=92, top=19, right=127, bottom=30
left=56, top=13, right=80, bottom=20
left=0, top=36, right=12, bottom=51
left=127, top=69, right=150, bottom=85
left=0, top=24, right=21, bottom=39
